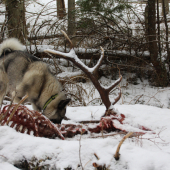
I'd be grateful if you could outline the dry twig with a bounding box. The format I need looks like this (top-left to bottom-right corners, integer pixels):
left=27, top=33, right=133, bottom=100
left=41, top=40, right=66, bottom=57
left=79, top=128, right=84, bottom=170
left=6, top=95, right=28, bottom=125
left=114, top=132, right=133, bottom=160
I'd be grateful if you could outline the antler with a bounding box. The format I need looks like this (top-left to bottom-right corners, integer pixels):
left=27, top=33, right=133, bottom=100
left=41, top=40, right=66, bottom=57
left=44, top=31, right=122, bottom=112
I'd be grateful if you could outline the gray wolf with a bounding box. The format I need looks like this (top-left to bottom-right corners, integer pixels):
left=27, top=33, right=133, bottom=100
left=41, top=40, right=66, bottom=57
left=0, top=38, right=70, bottom=123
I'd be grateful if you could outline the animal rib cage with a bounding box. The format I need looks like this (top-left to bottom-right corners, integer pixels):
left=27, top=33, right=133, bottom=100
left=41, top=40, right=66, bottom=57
left=0, top=104, right=152, bottom=139
left=0, top=104, right=64, bottom=139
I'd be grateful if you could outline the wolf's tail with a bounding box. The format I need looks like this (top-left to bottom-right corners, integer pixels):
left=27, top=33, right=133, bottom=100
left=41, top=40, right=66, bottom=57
left=0, top=38, right=25, bottom=56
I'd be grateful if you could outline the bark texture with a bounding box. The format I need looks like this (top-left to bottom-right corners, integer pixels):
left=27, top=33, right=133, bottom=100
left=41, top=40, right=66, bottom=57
left=68, top=0, right=76, bottom=36
left=57, top=0, right=66, bottom=19
left=5, top=0, right=27, bottom=43
left=148, top=0, right=169, bottom=86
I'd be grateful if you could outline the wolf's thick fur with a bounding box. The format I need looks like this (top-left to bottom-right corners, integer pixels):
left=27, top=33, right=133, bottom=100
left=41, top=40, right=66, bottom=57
left=0, top=38, right=70, bottom=123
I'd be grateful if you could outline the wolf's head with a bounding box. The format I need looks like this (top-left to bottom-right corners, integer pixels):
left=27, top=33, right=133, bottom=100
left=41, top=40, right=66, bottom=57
left=50, top=98, right=71, bottom=124
left=42, top=96, right=71, bottom=124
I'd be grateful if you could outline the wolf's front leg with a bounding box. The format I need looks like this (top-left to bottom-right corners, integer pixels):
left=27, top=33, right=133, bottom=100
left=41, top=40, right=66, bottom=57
left=0, top=81, right=8, bottom=108
left=32, top=103, right=41, bottom=112
left=0, top=67, right=8, bottom=108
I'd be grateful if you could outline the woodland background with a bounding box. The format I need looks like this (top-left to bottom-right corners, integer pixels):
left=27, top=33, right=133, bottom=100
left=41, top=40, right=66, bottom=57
left=0, top=0, right=170, bottom=89
left=0, top=1, right=170, bottom=170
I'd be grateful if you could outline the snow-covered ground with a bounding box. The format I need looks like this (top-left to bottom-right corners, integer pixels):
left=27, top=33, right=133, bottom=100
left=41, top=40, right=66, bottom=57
left=0, top=104, right=170, bottom=170
left=0, top=1, right=170, bottom=169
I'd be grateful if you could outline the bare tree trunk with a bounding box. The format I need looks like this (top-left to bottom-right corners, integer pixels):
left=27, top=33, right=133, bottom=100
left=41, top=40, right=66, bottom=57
left=162, top=0, right=169, bottom=15
left=68, top=0, right=76, bottom=36
left=57, top=0, right=66, bottom=19
left=145, top=4, right=148, bottom=36
left=148, top=0, right=169, bottom=86
left=162, top=0, right=170, bottom=80
left=5, top=0, right=27, bottom=43
left=157, top=0, right=161, bottom=57
left=162, top=0, right=170, bottom=61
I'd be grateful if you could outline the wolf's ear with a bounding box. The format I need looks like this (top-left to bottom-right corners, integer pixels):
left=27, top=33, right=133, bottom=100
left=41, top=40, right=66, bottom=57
left=58, top=99, right=71, bottom=110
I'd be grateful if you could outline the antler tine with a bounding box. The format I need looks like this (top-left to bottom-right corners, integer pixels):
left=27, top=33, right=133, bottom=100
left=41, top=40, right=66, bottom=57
left=107, top=75, right=122, bottom=93
left=92, top=46, right=105, bottom=74
left=112, top=87, right=121, bottom=105
left=61, top=30, right=74, bottom=49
